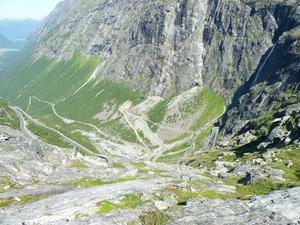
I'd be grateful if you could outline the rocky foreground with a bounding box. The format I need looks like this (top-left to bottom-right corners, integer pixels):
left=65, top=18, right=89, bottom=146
left=171, top=187, right=300, bottom=225
left=0, top=124, right=299, bottom=225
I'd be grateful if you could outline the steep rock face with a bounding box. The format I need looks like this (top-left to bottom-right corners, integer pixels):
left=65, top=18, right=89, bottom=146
left=221, top=27, right=300, bottom=139
left=202, top=0, right=300, bottom=101
left=32, top=0, right=208, bottom=97
left=31, top=0, right=299, bottom=101
left=220, top=8, right=300, bottom=138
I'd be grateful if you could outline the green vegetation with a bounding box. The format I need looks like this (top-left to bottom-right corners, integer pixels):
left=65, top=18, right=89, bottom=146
left=112, top=163, right=126, bottom=169
left=166, top=187, right=237, bottom=204
left=0, top=44, right=30, bottom=78
left=120, top=194, right=146, bottom=208
left=191, top=88, right=225, bottom=131
left=117, top=176, right=137, bottom=182
left=97, top=194, right=147, bottom=214
left=71, top=160, right=89, bottom=169
left=164, top=132, right=192, bottom=144
left=186, top=146, right=300, bottom=201
left=27, top=111, right=97, bottom=152
left=272, top=147, right=300, bottom=186
left=0, top=197, right=14, bottom=207
left=0, top=54, right=145, bottom=146
left=138, top=130, right=153, bottom=146
left=56, top=80, right=145, bottom=123
left=224, top=176, right=296, bottom=198
left=58, top=127, right=97, bottom=152
left=0, top=195, right=46, bottom=207
left=20, top=195, right=47, bottom=204
left=68, top=176, right=138, bottom=188
left=247, top=91, right=300, bottom=139
left=195, top=125, right=214, bottom=149
left=191, top=149, right=223, bottom=169
left=69, top=178, right=108, bottom=187
left=132, top=161, right=147, bottom=167
left=248, top=113, right=274, bottom=138
left=283, top=25, right=300, bottom=38
left=0, top=99, right=19, bottom=129
left=100, top=118, right=138, bottom=143
left=0, top=55, right=100, bottom=109
left=138, top=169, right=167, bottom=174
left=0, top=54, right=113, bottom=148
left=139, top=210, right=173, bottom=225
left=166, top=178, right=295, bottom=205
left=96, top=200, right=115, bottom=214
left=148, top=97, right=172, bottom=124
left=148, top=88, right=224, bottom=129
left=138, top=169, right=149, bottom=174
left=236, top=180, right=295, bottom=196
left=27, top=122, right=72, bottom=148
left=0, top=181, right=22, bottom=190
left=158, top=141, right=191, bottom=163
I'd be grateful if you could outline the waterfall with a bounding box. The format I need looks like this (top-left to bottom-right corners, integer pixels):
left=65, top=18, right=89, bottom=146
left=251, top=44, right=277, bottom=87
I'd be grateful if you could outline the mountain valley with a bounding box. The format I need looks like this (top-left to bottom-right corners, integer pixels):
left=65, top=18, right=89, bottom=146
left=0, top=0, right=299, bottom=224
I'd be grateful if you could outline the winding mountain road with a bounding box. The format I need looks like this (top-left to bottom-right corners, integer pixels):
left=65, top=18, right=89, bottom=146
left=11, top=106, right=108, bottom=161
left=11, top=107, right=35, bottom=140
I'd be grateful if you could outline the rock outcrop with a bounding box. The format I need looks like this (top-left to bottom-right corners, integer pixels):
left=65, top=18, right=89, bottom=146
left=220, top=26, right=300, bottom=145
left=171, top=187, right=300, bottom=225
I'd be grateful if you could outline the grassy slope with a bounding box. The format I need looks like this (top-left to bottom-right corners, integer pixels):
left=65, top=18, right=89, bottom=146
left=148, top=97, right=172, bottom=124
left=27, top=122, right=72, bottom=148
left=0, top=54, right=146, bottom=145
left=0, top=55, right=100, bottom=108
left=56, top=80, right=144, bottom=123
left=0, top=99, right=19, bottom=129
left=156, top=88, right=225, bottom=162
left=191, top=88, right=225, bottom=131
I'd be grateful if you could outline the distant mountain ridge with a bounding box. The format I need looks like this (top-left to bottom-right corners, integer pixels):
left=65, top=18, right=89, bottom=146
left=0, top=19, right=40, bottom=41
left=0, top=33, right=15, bottom=48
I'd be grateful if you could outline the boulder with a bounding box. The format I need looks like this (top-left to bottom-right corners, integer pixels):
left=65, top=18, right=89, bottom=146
left=154, top=198, right=177, bottom=210
left=268, top=126, right=286, bottom=142
left=0, top=132, right=10, bottom=142
left=237, top=131, right=257, bottom=145
left=286, top=160, right=293, bottom=168
left=239, top=171, right=264, bottom=185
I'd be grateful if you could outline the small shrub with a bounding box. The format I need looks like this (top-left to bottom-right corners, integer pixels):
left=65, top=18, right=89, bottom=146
left=140, top=210, right=173, bottom=225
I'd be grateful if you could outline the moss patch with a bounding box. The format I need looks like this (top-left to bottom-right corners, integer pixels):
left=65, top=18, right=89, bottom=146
left=20, top=195, right=47, bottom=204
left=0, top=197, right=14, bottom=207
left=0, top=195, right=46, bottom=207
left=71, top=160, right=89, bottom=169
left=132, top=162, right=147, bottom=167
left=68, top=178, right=108, bottom=187
left=96, top=193, right=147, bottom=214
left=140, top=210, right=173, bottom=225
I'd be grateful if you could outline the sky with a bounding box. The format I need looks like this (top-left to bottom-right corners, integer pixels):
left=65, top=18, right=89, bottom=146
left=0, top=0, right=63, bottom=20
